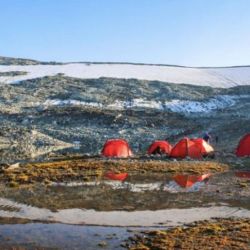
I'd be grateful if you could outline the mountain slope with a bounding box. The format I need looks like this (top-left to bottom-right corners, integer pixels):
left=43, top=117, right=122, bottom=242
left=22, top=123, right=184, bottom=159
left=0, top=75, right=249, bottom=163
left=0, top=56, right=250, bottom=162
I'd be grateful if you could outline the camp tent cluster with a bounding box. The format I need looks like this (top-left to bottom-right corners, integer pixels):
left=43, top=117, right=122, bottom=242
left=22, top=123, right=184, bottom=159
left=101, top=133, right=250, bottom=159
left=101, top=137, right=214, bottom=159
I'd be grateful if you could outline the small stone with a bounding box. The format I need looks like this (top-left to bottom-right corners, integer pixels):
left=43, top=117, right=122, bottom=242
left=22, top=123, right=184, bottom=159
left=98, top=241, right=107, bottom=247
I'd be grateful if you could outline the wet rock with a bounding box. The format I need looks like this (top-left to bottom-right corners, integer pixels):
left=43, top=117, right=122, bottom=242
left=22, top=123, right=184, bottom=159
left=98, top=241, right=107, bottom=247
left=122, top=206, right=135, bottom=211
left=5, top=162, right=20, bottom=171
left=239, top=182, right=248, bottom=188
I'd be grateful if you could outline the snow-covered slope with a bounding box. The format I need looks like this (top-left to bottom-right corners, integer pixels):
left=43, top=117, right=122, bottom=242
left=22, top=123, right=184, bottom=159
left=1, top=63, right=250, bottom=88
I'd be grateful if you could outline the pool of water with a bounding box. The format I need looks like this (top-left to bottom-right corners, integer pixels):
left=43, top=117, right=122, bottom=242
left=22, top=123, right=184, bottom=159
left=0, top=223, right=133, bottom=250
left=0, top=170, right=249, bottom=249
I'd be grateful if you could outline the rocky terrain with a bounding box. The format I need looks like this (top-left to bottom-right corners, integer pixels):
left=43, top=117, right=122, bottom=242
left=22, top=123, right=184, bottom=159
left=0, top=56, right=60, bottom=66
left=0, top=56, right=250, bottom=163
left=0, top=56, right=250, bottom=249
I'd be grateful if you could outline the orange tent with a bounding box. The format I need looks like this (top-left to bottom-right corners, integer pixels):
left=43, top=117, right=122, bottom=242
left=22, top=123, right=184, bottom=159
left=173, top=173, right=211, bottom=188
left=170, top=137, right=214, bottom=159
left=236, top=134, right=250, bottom=157
left=147, top=140, right=172, bottom=155
left=101, top=139, right=133, bottom=158
left=104, top=172, right=129, bottom=181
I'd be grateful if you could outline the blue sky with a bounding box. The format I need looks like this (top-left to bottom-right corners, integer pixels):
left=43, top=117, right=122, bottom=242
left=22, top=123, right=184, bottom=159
left=1, top=0, right=250, bottom=66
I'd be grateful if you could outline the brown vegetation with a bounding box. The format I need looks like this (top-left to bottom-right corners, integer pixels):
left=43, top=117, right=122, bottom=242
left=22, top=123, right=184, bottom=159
left=127, top=218, right=250, bottom=250
left=0, top=159, right=228, bottom=186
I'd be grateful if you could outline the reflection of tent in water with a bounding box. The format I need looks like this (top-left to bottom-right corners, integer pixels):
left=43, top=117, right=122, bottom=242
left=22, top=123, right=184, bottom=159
left=235, top=171, right=250, bottom=179
left=170, top=138, right=214, bottom=159
left=236, top=134, right=250, bottom=157
left=173, top=174, right=211, bottom=188
left=147, top=141, right=172, bottom=155
left=104, top=172, right=128, bottom=181
left=101, top=139, right=133, bottom=158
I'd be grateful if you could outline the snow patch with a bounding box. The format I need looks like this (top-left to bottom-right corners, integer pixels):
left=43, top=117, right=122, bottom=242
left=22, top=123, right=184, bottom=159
left=41, top=95, right=248, bottom=113
left=1, top=63, right=250, bottom=87
left=164, top=95, right=237, bottom=113
left=109, top=95, right=248, bottom=113
left=107, top=98, right=162, bottom=110
left=43, top=99, right=103, bottom=108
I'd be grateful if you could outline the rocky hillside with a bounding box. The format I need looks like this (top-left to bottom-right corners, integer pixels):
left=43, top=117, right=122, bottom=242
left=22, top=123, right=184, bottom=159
left=0, top=56, right=41, bottom=65
left=0, top=56, right=61, bottom=66
left=0, top=71, right=249, bottom=163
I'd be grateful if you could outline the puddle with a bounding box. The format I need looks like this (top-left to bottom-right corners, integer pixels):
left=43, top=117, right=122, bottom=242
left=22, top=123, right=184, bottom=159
left=0, top=169, right=249, bottom=248
left=0, top=171, right=249, bottom=227
left=0, top=171, right=249, bottom=211
left=0, top=197, right=249, bottom=226
left=0, top=223, right=132, bottom=250
left=53, top=179, right=207, bottom=193
left=53, top=172, right=210, bottom=193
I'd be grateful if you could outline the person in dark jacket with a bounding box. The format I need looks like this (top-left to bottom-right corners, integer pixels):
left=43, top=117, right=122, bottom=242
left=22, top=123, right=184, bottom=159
left=203, top=132, right=211, bottom=143
left=152, top=146, right=164, bottom=155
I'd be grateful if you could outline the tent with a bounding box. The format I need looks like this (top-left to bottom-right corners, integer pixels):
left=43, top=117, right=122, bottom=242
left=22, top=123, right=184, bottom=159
left=170, top=137, right=214, bottom=159
left=173, top=173, right=211, bottom=188
left=101, top=139, right=133, bottom=158
left=236, top=134, right=250, bottom=157
left=191, top=138, right=214, bottom=155
left=147, top=140, right=172, bottom=155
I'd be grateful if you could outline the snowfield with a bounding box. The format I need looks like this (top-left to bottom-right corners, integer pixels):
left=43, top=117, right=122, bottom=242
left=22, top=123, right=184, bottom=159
left=0, top=63, right=250, bottom=88
left=42, top=95, right=249, bottom=114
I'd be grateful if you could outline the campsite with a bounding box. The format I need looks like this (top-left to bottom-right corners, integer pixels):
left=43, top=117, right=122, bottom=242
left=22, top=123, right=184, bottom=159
left=0, top=59, right=249, bottom=249
left=0, top=127, right=249, bottom=249
left=1, top=1, right=250, bottom=248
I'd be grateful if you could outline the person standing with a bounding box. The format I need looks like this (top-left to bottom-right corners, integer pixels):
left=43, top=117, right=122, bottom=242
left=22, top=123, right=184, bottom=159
left=203, top=132, right=211, bottom=144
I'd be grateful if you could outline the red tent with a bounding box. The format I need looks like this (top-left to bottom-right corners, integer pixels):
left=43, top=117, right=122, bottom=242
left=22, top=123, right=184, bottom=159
left=236, top=134, right=250, bottom=157
left=101, top=139, right=133, bottom=158
left=147, top=140, right=172, bottom=155
left=170, top=137, right=214, bottom=159
left=173, top=173, right=211, bottom=188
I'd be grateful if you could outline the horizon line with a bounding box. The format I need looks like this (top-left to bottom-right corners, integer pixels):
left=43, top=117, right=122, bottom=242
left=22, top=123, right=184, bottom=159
left=1, top=55, right=250, bottom=69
